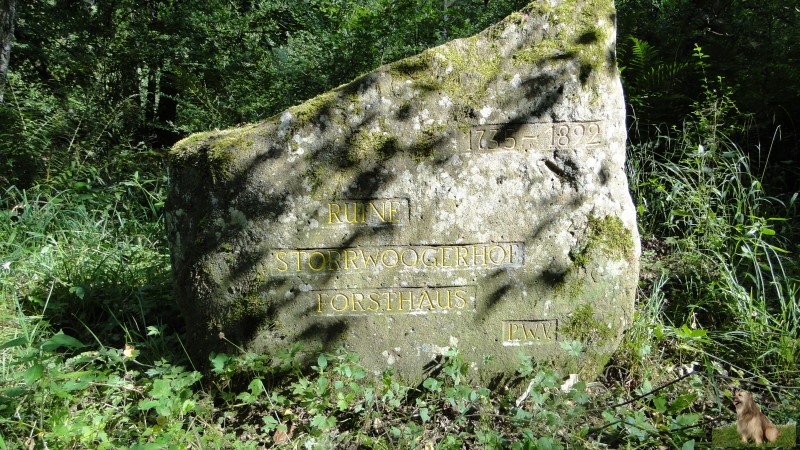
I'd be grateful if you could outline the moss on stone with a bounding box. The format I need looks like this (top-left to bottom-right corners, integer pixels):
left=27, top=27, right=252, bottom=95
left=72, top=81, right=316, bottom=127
left=585, top=215, right=635, bottom=261
left=552, top=272, right=585, bottom=302
left=561, top=303, right=612, bottom=344
left=346, top=93, right=367, bottom=117
left=289, top=90, right=337, bottom=129
left=570, top=215, right=634, bottom=267
left=511, top=0, right=614, bottom=81
left=505, top=11, right=526, bottom=25
left=201, top=253, right=231, bottom=288
left=409, top=124, right=446, bottom=161
left=389, top=52, right=433, bottom=77
left=384, top=32, right=503, bottom=109
left=225, top=294, right=270, bottom=326
left=170, top=125, right=258, bottom=183
left=305, top=163, right=358, bottom=198
left=207, top=134, right=253, bottom=183
left=434, top=43, right=500, bottom=106
left=347, top=129, right=400, bottom=163
left=552, top=214, right=635, bottom=316
left=171, top=131, right=214, bottom=158
left=393, top=52, right=444, bottom=94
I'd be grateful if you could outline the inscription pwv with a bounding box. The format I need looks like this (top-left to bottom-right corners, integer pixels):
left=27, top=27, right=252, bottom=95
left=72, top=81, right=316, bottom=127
left=470, top=122, right=602, bottom=152
left=502, top=319, right=558, bottom=345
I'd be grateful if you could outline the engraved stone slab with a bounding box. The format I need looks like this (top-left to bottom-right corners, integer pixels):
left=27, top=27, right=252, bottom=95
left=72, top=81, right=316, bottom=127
left=165, top=0, right=640, bottom=382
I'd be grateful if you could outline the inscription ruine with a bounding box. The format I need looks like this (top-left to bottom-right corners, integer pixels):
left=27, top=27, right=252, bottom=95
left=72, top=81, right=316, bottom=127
left=270, top=242, right=523, bottom=274
left=502, top=319, right=558, bottom=345
left=470, top=122, right=602, bottom=152
left=325, top=198, right=408, bottom=226
left=313, top=285, right=476, bottom=315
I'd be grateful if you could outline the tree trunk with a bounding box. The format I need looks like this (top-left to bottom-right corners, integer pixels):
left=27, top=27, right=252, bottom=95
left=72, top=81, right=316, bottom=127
left=0, top=0, right=16, bottom=103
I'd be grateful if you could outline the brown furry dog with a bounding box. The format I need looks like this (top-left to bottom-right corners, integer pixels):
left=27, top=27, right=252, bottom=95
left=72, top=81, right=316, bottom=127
left=733, top=390, right=780, bottom=445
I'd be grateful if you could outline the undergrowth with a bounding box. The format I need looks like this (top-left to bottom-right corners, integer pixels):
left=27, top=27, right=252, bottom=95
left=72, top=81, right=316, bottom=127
left=627, top=47, right=800, bottom=384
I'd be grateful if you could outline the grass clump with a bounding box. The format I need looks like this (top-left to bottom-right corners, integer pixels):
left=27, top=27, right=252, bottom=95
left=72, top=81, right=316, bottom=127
left=712, top=423, right=796, bottom=448
left=0, top=175, right=201, bottom=448
left=627, top=59, right=800, bottom=378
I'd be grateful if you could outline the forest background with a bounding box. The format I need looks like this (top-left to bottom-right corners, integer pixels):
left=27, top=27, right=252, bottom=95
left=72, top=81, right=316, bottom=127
left=0, top=0, right=798, bottom=448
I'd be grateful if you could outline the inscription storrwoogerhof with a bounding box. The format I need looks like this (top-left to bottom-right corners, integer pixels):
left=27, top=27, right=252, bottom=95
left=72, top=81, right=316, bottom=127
left=166, top=0, right=640, bottom=383
left=268, top=243, right=523, bottom=274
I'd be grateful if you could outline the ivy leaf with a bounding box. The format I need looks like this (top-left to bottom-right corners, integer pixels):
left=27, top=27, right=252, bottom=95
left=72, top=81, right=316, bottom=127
left=653, top=396, right=667, bottom=413
left=559, top=340, right=584, bottom=357
left=668, top=393, right=697, bottom=413
left=310, top=414, right=336, bottom=430
left=150, top=378, right=173, bottom=399
left=419, top=407, right=430, bottom=423
left=674, top=413, right=700, bottom=428
left=423, top=377, right=442, bottom=392
left=247, top=378, right=265, bottom=398
left=536, top=436, right=562, bottom=450
left=209, top=353, right=230, bottom=374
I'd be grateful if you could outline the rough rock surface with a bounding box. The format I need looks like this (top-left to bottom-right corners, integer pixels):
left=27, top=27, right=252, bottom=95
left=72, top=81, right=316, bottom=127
left=166, top=0, right=640, bottom=382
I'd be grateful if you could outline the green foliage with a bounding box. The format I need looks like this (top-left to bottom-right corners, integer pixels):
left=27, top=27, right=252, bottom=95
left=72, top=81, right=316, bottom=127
left=616, top=0, right=800, bottom=181
left=0, top=177, right=796, bottom=446
left=3, top=0, right=528, bottom=189
left=0, top=169, right=175, bottom=358
left=630, top=63, right=799, bottom=371
left=617, top=0, right=800, bottom=118
left=621, top=47, right=798, bottom=450
left=619, top=36, right=691, bottom=123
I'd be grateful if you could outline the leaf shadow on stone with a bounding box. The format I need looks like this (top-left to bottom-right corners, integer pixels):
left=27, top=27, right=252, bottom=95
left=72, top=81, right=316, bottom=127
left=172, top=74, right=424, bottom=362
left=167, top=5, right=632, bottom=380
left=187, top=64, right=569, bottom=370
left=475, top=269, right=512, bottom=321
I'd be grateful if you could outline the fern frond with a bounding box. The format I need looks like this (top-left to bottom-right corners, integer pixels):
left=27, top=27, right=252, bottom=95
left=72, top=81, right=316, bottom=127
left=629, top=36, right=659, bottom=77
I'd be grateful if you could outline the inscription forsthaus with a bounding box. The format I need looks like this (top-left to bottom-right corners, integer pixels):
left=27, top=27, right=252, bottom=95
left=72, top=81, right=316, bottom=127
left=313, top=285, right=476, bottom=315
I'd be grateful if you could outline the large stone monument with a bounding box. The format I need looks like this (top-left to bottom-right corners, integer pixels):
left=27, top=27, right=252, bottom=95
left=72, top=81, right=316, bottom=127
left=166, top=0, right=640, bottom=382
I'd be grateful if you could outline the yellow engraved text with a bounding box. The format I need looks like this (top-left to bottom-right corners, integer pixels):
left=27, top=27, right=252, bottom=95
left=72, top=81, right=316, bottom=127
left=503, top=320, right=558, bottom=345
left=272, top=243, right=522, bottom=273
left=315, top=286, right=474, bottom=315
left=327, top=199, right=405, bottom=225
